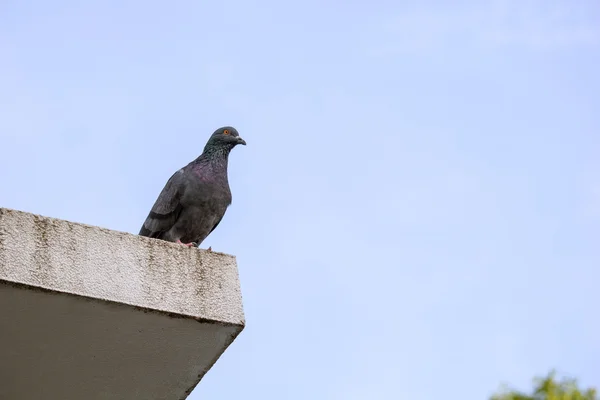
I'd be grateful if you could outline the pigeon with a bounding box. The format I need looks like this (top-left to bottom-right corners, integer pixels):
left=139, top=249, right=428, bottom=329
left=139, top=126, right=246, bottom=248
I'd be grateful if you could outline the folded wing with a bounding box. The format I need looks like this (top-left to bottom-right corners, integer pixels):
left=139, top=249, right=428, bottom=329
left=139, top=169, right=186, bottom=238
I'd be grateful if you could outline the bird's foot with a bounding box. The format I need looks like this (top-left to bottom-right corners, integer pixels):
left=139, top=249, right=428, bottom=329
left=176, top=239, right=196, bottom=248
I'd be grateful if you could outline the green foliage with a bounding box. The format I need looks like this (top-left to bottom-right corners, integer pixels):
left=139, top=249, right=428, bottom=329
left=491, top=370, right=597, bottom=400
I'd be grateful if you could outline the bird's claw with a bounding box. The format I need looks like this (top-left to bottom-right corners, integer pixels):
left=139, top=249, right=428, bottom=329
left=176, top=240, right=196, bottom=248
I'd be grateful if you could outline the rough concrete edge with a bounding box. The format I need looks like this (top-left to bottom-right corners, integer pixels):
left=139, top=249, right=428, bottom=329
left=0, top=206, right=246, bottom=325
left=1, top=208, right=247, bottom=398
left=0, top=206, right=236, bottom=258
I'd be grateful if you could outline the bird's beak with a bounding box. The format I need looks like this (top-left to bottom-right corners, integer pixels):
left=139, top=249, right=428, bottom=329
left=237, top=137, right=247, bottom=146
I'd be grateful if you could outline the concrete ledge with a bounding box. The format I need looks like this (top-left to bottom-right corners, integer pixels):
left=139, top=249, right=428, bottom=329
left=0, top=207, right=245, bottom=400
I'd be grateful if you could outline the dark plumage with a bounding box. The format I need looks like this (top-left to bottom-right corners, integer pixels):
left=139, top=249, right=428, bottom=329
left=139, top=126, right=246, bottom=248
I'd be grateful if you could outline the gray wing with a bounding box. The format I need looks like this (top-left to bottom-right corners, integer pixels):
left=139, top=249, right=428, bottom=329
left=208, top=214, right=224, bottom=235
left=139, top=169, right=187, bottom=238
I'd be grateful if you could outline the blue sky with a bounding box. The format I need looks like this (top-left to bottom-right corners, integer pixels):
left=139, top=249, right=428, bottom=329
left=1, top=0, right=599, bottom=398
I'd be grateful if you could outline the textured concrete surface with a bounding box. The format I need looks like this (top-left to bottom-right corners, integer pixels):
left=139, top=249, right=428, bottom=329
left=0, top=207, right=245, bottom=400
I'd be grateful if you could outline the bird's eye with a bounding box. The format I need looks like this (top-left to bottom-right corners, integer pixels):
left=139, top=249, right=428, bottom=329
left=223, top=129, right=230, bottom=135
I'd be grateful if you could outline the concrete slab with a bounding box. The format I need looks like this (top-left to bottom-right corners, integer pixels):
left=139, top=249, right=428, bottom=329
left=0, top=207, right=245, bottom=400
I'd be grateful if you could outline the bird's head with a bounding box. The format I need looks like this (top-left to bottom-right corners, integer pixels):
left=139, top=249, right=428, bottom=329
left=206, top=126, right=246, bottom=149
